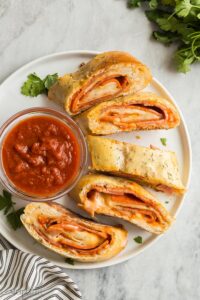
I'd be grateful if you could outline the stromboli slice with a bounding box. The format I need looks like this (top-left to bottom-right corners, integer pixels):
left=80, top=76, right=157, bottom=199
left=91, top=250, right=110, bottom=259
left=87, top=135, right=185, bottom=194
left=48, top=51, right=152, bottom=115
left=21, top=202, right=127, bottom=262
left=71, top=174, right=173, bottom=234
left=81, top=92, right=180, bottom=135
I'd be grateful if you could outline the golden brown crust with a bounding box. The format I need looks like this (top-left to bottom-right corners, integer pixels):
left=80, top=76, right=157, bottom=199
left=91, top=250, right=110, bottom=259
left=48, top=51, right=152, bottom=115
left=87, top=136, right=185, bottom=194
left=81, top=92, right=180, bottom=135
left=21, top=202, right=127, bottom=262
left=73, top=51, right=147, bottom=77
left=71, top=174, right=173, bottom=234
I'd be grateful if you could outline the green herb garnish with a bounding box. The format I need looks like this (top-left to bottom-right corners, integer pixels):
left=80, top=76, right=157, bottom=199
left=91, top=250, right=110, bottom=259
left=21, top=74, right=45, bottom=97
left=65, top=258, right=75, bottom=265
left=0, top=190, right=24, bottom=230
left=127, top=0, right=142, bottom=7
left=43, top=74, right=58, bottom=90
left=160, top=137, right=167, bottom=146
left=127, top=0, right=200, bottom=72
left=21, top=73, right=58, bottom=97
left=134, top=236, right=143, bottom=244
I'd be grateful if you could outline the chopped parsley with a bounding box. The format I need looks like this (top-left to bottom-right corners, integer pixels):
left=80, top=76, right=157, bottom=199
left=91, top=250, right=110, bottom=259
left=21, top=73, right=58, bottom=97
left=65, top=258, right=75, bottom=265
left=133, top=236, right=143, bottom=244
left=135, top=135, right=141, bottom=139
left=160, top=137, right=167, bottom=146
left=0, top=190, right=24, bottom=230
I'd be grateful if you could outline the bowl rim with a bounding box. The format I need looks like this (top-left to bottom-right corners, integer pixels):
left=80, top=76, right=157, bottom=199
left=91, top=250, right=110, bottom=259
left=0, top=106, right=88, bottom=201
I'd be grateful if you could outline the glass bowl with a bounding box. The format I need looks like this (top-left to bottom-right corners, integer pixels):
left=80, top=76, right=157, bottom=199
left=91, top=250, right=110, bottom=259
left=0, top=107, right=88, bottom=201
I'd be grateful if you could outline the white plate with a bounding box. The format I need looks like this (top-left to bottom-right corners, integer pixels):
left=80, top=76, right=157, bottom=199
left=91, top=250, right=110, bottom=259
left=0, top=51, right=191, bottom=269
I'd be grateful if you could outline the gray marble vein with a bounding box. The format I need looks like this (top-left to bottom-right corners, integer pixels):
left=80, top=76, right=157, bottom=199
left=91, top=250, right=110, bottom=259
left=0, top=0, right=199, bottom=299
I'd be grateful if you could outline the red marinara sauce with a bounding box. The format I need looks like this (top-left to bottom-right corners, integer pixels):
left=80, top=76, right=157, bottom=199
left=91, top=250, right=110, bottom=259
left=2, top=116, right=81, bottom=197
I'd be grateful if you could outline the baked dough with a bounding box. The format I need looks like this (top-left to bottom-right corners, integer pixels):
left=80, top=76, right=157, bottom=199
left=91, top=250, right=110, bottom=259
left=87, top=135, right=185, bottom=194
left=71, top=174, right=173, bottom=234
left=48, top=51, right=152, bottom=115
left=21, top=202, right=127, bottom=262
left=81, top=92, right=180, bottom=135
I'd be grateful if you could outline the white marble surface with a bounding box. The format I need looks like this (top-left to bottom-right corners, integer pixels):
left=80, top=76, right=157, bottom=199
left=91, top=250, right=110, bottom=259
left=0, top=0, right=199, bottom=299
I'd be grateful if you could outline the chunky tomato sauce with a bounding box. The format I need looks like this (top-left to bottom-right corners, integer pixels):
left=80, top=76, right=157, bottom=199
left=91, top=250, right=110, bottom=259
left=2, top=116, right=81, bottom=197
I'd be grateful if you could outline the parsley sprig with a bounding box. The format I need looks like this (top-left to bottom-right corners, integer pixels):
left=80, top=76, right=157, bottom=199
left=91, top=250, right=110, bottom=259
left=21, top=73, right=58, bottom=97
left=127, top=0, right=200, bottom=72
left=0, top=190, right=24, bottom=230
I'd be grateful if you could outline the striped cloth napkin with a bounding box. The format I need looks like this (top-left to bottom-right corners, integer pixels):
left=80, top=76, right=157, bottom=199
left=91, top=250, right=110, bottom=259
left=0, top=234, right=82, bottom=300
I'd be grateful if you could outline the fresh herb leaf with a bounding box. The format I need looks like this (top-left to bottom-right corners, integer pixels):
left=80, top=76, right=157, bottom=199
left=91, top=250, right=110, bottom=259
left=193, top=0, right=200, bottom=5
left=156, top=16, right=180, bottom=32
left=174, top=31, right=200, bottom=72
left=21, top=73, right=58, bottom=97
left=3, top=190, right=12, bottom=201
left=127, top=0, right=142, bottom=8
left=175, top=0, right=193, bottom=17
left=161, top=0, right=175, bottom=5
left=153, top=31, right=178, bottom=44
left=0, top=190, right=13, bottom=214
left=175, top=50, right=194, bottom=72
left=149, top=0, right=158, bottom=9
left=160, top=137, right=167, bottom=146
left=4, top=201, right=13, bottom=215
left=0, top=190, right=24, bottom=230
left=65, top=258, right=75, bottom=265
left=21, top=73, right=45, bottom=97
left=7, top=208, right=24, bottom=230
left=175, top=0, right=200, bottom=18
left=145, top=10, right=160, bottom=22
left=0, top=195, right=9, bottom=210
left=134, top=236, right=143, bottom=244
left=43, top=73, right=58, bottom=90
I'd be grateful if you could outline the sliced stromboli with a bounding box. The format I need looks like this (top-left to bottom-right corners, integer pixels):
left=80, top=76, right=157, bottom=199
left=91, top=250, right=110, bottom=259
left=87, top=135, right=185, bottom=194
left=21, top=202, right=127, bottom=262
left=48, top=51, right=152, bottom=115
left=71, top=174, right=173, bottom=234
left=81, top=92, right=180, bottom=135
